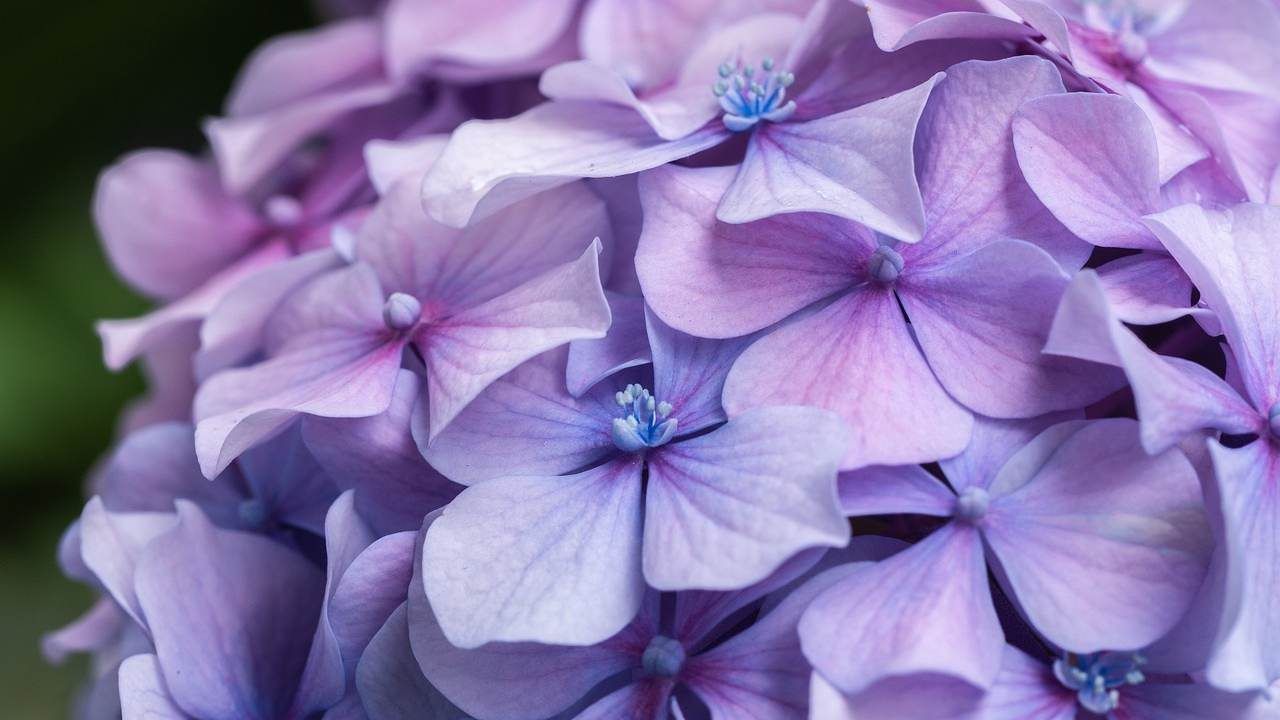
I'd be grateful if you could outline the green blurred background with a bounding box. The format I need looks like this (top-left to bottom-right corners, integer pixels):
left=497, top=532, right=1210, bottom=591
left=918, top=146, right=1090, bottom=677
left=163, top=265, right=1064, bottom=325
left=0, top=2, right=315, bottom=715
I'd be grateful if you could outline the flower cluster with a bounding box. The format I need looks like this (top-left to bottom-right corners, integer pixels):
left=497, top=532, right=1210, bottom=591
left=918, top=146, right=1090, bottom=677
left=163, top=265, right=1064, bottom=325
left=46, top=1, right=1280, bottom=719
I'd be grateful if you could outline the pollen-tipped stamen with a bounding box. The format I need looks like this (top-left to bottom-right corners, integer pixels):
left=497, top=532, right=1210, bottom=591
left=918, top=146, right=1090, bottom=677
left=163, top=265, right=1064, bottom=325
left=611, top=383, right=678, bottom=452
left=712, top=57, right=797, bottom=133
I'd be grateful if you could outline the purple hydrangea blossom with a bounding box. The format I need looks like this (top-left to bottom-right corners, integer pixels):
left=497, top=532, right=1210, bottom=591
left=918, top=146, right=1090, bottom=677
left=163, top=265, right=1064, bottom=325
left=417, top=302, right=849, bottom=647
left=865, top=0, right=1280, bottom=200
left=45, top=1, right=1280, bottom=718
left=637, top=57, right=1119, bottom=468
left=802, top=416, right=1210, bottom=696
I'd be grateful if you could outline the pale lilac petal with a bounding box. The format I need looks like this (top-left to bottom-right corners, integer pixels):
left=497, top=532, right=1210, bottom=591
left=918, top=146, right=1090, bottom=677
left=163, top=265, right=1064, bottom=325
left=292, top=492, right=377, bottom=718
left=78, top=498, right=177, bottom=627
left=359, top=178, right=611, bottom=311
left=421, top=349, right=618, bottom=485
left=356, top=604, right=469, bottom=720
left=98, top=240, right=293, bottom=372
left=329, top=531, right=417, bottom=672
left=718, top=74, right=940, bottom=242
left=636, top=164, right=872, bottom=339
left=119, top=655, right=190, bottom=720
left=205, top=81, right=404, bottom=196
left=364, top=134, right=450, bottom=196
left=1144, top=0, right=1280, bottom=98
left=867, top=1, right=1034, bottom=51
left=418, top=241, right=611, bottom=440
left=409, top=522, right=634, bottom=719
left=1144, top=203, right=1280, bottom=409
left=304, top=371, right=461, bottom=533
left=1012, top=93, right=1164, bottom=250
left=43, top=598, right=125, bottom=665
left=538, top=61, right=719, bottom=142
left=1125, top=82, right=1210, bottom=184
left=724, top=288, right=973, bottom=469
left=911, top=57, right=1088, bottom=271
left=225, top=18, right=383, bottom=117
left=135, top=502, right=325, bottom=720
left=575, top=0, right=720, bottom=92
left=938, top=412, right=1081, bottom=493
left=1204, top=441, right=1280, bottom=692
left=93, top=150, right=261, bottom=300
left=800, top=523, right=1002, bottom=694
left=421, top=101, right=728, bottom=228
left=643, top=406, right=849, bottom=590
left=1095, top=253, right=1200, bottom=325
left=901, top=239, right=1124, bottom=418
left=118, top=329, right=200, bottom=433
left=1045, top=270, right=1263, bottom=453
left=96, top=422, right=241, bottom=522
left=809, top=646, right=1074, bottom=720
left=566, top=292, right=651, bottom=396
left=383, top=0, right=578, bottom=80
left=422, top=457, right=645, bottom=647
left=193, top=264, right=405, bottom=477
left=837, top=463, right=956, bottom=517
left=983, top=419, right=1212, bottom=652
left=196, top=245, right=344, bottom=377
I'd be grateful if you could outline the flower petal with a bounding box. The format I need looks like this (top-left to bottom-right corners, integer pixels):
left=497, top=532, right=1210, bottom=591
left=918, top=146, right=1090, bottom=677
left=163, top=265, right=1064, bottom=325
left=135, top=502, right=325, bottom=720
left=1013, top=93, right=1164, bottom=250
left=902, top=239, right=1124, bottom=418
left=983, top=419, right=1212, bottom=653
left=800, top=523, right=1002, bottom=694
left=421, top=457, right=645, bottom=647
left=1144, top=202, right=1280, bottom=409
left=418, top=241, right=611, bottom=440
left=421, top=101, right=728, bottom=228
left=642, top=406, right=849, bottom=591
left=1203, top=440, right=1280, bottom=692
left=718, top=74, right=940, bottom=243
left=724, top=287, right=973, bottom=469
left=636, top=164, right=871, bottom=339
left=304, top=370, right=461, bottom=533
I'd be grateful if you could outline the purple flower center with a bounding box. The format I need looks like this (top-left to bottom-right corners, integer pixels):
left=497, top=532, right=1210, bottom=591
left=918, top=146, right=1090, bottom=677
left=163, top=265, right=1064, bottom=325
left=1078, top=0, right=1185, bottom=68
left=641, top=635, right=687, bottom=678
left=953, top=487, right=990, bottom=523
left=867, top=245, right=906, bottom=284
left=713, top=57, right=797, bottom=133
left=611, top=383, right=678, bottom=453
left=1053, top=651, right=1145, bottom=714
left=264, top=195, right=305, bottom=228
left=1268, top=403, right=1280, bottom=439
left=237, top=498, right=270, bottom=529
left=382, top=292, right=422, bottom=332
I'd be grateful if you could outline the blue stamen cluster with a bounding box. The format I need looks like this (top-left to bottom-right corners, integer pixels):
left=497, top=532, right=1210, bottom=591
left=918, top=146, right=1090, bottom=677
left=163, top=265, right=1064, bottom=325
left=641, top=635, right=687, bottom=678
left=713, top=57, right=797, bottom=132
left=611, top=383, right=678, bottom=452
left=1053, top=651, right=1146, bottom=714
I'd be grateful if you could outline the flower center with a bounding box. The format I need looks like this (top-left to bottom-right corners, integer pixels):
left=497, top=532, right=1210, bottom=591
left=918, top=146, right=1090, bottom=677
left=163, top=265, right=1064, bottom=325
left=1268, top=402, right=1280, bottom=439
left=237, top=498, right=270, bottom=529
left=382, top=292, right=422, bottom=332
left=1054, top=651, right=1145, bottom=714
left=1079, top=0, right=1185, bottom=66
left=611, top=384, right=678, bottom=453
left=641, top=635, right=687, bottom=678
left=867, top=245, right=905, bottom=285
left=712, top=57, right=797, bottom=133
left=264, top=195, right=305, bottom=228
left=953, top=487, right=990, bottom=523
